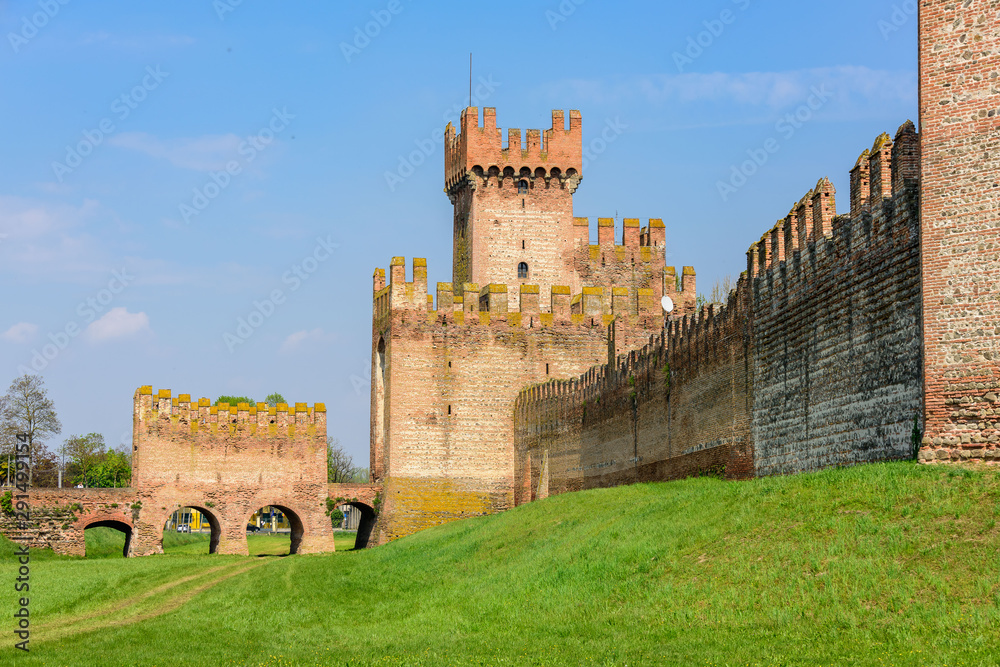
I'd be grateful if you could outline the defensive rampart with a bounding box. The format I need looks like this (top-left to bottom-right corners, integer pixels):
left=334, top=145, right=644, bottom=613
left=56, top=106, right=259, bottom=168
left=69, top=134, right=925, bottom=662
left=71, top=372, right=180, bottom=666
left=515, top=122, right=925, bottom=489
left=0, top=488, right=138, bottom=557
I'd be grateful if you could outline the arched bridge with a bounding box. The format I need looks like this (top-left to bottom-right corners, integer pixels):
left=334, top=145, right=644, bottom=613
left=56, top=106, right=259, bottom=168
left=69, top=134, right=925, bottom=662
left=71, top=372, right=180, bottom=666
left=1, top=387, right=382, bottom=557
left=4, top=484, right=382, bottom=557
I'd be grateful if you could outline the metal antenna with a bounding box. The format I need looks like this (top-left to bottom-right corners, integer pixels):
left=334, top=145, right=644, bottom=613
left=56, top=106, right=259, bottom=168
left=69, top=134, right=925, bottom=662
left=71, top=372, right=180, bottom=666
left=469, top=53, right=472, bottom=108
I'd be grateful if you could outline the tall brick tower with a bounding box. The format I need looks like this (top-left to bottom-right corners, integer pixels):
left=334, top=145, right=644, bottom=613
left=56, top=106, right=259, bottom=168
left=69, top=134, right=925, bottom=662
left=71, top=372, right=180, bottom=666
left=918, top=2, right=1000, bottom=456
left=369, top=106, right=694, bottom=545
left=444, top=107, right=584, bottom=308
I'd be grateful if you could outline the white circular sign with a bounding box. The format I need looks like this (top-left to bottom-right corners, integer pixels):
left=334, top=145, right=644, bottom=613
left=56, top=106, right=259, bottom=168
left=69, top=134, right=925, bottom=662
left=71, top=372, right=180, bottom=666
left=661, top=296, right=674, bottom=313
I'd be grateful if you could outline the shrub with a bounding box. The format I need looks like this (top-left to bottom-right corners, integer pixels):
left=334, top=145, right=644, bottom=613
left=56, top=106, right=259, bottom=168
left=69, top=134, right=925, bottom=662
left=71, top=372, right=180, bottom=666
left=215, top=396, right=255, bottom=407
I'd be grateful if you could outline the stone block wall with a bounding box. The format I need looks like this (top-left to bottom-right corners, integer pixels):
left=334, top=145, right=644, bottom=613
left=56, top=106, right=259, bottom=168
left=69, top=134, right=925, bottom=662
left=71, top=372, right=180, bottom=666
left=515, top=286, right=753, bottom=495
left=751, top=136, right=923, bottom=474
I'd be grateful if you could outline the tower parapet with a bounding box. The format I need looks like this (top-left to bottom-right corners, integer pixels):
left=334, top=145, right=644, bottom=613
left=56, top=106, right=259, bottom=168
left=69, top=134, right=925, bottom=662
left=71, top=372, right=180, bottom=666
left=445, top=107, right=582, bottom=195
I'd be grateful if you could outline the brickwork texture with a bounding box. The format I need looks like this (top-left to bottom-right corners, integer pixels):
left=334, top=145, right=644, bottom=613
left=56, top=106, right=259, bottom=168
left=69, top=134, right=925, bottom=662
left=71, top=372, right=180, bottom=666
left=918, top=0, right=1000, bottom=461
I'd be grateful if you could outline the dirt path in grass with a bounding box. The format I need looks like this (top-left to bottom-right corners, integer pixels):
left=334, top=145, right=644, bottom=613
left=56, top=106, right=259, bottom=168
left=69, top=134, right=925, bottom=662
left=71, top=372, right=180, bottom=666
left=35, top=559, right=268, bottom=643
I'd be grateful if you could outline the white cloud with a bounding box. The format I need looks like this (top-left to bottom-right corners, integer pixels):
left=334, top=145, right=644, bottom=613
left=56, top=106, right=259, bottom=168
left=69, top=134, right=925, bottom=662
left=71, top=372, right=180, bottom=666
left=109, top=132, right=243, bottom=172
left=279, top=328, right=331, bottom=354
left=545, top=66, right=917, bottom=114
left=0, top=195, right=100, bottom=239
left=0, top=196, right=113, bottom=280
left=85, top=307, right=151, bottom=342
left=2, top=322, right=38, bottom=343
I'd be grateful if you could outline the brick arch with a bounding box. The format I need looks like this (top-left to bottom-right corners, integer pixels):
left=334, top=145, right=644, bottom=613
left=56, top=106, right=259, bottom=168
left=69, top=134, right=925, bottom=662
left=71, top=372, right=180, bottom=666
left=77, top=511, right=134, bottom=558
left=76, top=510, right=133, bottom=531
left=243, top=501, right=309, bottom=555
left=338, top=500, right=377, bottom=550
left=157, top=504, right=223, bottom=554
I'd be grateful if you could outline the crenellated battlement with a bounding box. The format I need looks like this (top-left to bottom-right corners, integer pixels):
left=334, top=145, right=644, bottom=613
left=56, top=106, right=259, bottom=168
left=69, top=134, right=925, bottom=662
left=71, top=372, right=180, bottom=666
left=746, top=124, right=920, bottom=281
left=371, top=256, right=686, bottom=326
left=519, top=328, right=672, bottom=408
left=129, top=386, right=334, bottom=556
left=516, top=287, right=753, bottom=431
left=569, top=217, right=666, bottom=250
left=445, top=107, right=582, bottom=194
left=134, top=386, right=327, bottom=435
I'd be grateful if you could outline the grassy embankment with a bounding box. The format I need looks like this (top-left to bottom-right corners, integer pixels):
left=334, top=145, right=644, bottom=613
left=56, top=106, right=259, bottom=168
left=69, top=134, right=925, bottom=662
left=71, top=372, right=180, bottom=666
left=1, top=461, right=999, bottom=666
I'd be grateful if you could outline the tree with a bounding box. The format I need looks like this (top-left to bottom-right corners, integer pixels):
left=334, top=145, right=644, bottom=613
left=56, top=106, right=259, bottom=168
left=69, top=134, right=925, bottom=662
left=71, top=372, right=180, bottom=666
left=0, top=392, right=7, bottom=485
left=696, top=275, right=736, bottom=312
left=31, top=450, right=61, bottom=488
left=62, top=433, right=105, bottom=488
left=89, top=448, right=132, bottom=488
left=709, top=275, right=736, bottom=304
left=327, top=437, right=358, bottom=483
left=215, top=396, right=255, bottom=407
left=265, top=393, right=286, bottom=407
left=1, top=374, right=62, bottom=485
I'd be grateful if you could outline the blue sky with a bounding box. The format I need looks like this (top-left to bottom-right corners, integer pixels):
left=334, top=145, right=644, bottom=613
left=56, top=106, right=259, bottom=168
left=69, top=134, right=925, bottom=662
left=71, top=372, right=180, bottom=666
left=0, top=0, right=917, bottom=467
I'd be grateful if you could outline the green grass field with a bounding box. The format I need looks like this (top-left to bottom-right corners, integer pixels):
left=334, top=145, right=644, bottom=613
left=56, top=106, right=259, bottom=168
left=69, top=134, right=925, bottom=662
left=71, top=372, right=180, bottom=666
left=2, top=461, right=999, bottom=665
left=80, top=528, right=361, bottom=558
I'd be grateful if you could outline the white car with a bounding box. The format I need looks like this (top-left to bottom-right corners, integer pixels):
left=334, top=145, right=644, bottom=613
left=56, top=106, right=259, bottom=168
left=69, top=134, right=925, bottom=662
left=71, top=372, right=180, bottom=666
left=176, top=525, right=190, bottom=533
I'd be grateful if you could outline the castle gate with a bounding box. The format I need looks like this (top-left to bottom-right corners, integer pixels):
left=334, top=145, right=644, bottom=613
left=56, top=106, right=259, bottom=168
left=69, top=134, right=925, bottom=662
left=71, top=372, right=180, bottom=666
left=129, top=387, right=336, bottom=556
left=2, top=388, right=383, bottom=557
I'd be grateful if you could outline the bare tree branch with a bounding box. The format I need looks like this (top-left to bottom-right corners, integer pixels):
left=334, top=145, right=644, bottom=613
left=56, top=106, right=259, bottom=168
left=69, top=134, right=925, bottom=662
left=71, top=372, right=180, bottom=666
left=327, top=437, right=359, bottom=483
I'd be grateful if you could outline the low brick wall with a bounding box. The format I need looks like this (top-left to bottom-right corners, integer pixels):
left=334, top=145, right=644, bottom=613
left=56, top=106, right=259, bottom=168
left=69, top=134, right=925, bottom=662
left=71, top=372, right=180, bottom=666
left=0, top=488, right=138, bottom=557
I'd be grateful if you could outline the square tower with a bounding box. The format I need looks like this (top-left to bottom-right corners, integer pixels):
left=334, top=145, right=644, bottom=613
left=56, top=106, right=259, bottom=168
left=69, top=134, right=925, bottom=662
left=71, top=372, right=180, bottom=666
left=445, top=108, right=583, bottom=308
left=918, top=2, right=1000, bottom=453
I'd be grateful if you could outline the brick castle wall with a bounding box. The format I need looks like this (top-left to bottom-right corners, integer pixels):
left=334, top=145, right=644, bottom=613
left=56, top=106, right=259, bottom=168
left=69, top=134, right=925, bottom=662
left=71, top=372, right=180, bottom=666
left=515, top=125, right=924, bottom=488
left=516, top=286, right=753, bottom=493
left=752, top=128, right=923, bottom=474
left=372, top=107, right=697, bottom=544
left=131, top=387, right=335, bottom=556
left=918, top=0, right=1000, bottom=460
left=1, top=445, right=379, bottom=557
